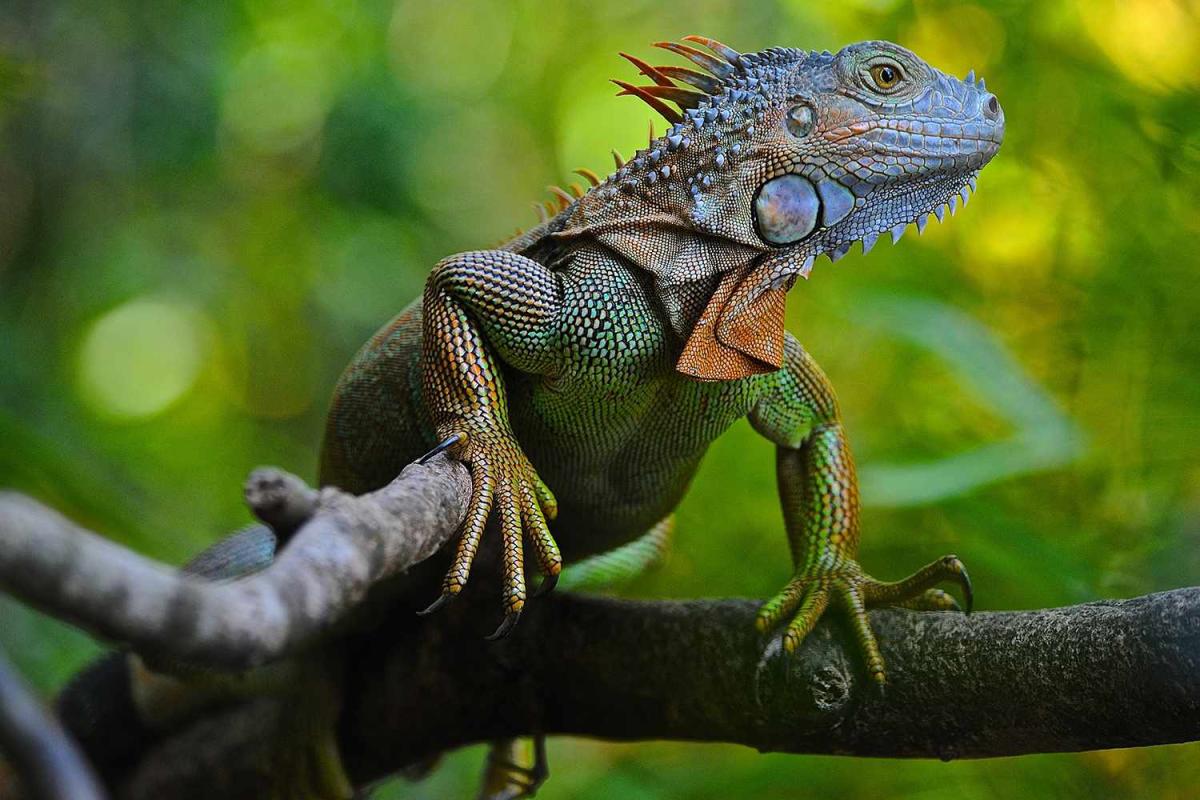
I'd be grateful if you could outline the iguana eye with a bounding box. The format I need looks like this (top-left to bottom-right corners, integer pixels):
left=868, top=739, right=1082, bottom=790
left=868, top=62, right=903, bottom=91
left=786, top=104, right=815, bottom=138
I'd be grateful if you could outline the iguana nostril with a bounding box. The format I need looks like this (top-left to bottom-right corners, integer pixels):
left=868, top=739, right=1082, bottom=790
left=984, top=94, right=1001, bottom=119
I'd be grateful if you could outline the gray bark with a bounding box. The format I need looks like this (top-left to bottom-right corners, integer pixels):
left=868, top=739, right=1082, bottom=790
left=0, top=457, right=470, bottom=669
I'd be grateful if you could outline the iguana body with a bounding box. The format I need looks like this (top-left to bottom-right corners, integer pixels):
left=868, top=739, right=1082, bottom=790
left=318, top=35, right=1002, bottom=798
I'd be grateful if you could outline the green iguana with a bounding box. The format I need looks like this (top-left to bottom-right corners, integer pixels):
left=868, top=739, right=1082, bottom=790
left=318, top=34, right=1002, bottom=798
left=59, top=35, right=1004, bottom=800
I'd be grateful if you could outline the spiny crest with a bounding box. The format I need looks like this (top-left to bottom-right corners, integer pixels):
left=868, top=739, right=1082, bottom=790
left=527, top=35, right=807, bottom=228
left=535, top=124, right=656, bottom=222
left=611, top=35, right=784, bottom=124
left=594, top=36, right=814, bottom=211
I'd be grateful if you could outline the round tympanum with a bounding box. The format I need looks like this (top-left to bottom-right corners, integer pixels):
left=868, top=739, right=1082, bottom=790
left=754, top=174, right=819, bottom=245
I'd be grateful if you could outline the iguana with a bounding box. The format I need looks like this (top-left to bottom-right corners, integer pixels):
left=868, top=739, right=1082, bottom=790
left=317, top=34, right=1003, bottom=798
left=56, top=35, right=1003, bottom=800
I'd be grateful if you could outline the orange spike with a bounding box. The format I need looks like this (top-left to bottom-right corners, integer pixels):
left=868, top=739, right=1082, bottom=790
left=611, top=79, right=684, bottom=124
left=612, top=149, right=626, bottom=169
left=568, top=183, right=585, bottom=198
left=619, top=52, right=674, bottom=86
left=543, top=200, right=558, bottom=217
left=653, top=41, right=733, bottom=78
left=635, top=83, right=706, bottom=110
left=573, top=167, right=601, bottom=187
left=682, top=35, right=741, bottom=65
left=656, top=65, right=721, bottom=94
left=532, top=202, right=548, bottom=223
left=548, top=185, right=574, bottom=208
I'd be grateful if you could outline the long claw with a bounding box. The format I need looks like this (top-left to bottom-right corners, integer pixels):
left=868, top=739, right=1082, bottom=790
left=533, top=572, right=558, bottom=598
left=418, top=432, right=466, bottom=464
left=958, top=562, right=974, bottom=615
left=486, top=611, right=521, bottom=641
left=417, top=592, right=456, bottom=617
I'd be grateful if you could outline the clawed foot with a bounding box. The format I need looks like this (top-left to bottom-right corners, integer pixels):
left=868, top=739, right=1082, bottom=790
left=417, top=430, right=562, bottom=639
left=477, top=737, right=548, bottom=800
left=757, top=554, right=971, bottom=685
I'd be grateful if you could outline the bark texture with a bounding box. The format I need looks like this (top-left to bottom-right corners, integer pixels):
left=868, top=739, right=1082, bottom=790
left=122, top=587, right=1200, bottom=798
left=0, top=457, right=470, bottom=669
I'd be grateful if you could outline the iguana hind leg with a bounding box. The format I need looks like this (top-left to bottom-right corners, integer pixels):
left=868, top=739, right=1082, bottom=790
left=556, top=515, right=674, bottom=591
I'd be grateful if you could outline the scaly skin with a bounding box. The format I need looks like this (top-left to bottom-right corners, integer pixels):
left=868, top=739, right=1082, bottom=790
left=319, top=35, right=1003, bottom=797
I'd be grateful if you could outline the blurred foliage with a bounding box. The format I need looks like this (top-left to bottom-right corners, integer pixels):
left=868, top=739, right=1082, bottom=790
left=2, top=0, right=1200, bottom=797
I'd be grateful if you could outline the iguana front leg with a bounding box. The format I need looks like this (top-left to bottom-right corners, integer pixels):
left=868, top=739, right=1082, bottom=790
left=750, top=336, right=972, bottom=685
left=419, top=250, right=564, bottom=635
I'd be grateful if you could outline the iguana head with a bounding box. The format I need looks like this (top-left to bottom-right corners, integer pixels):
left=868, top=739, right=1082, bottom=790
left=556, top=36, right=1004, bottom=380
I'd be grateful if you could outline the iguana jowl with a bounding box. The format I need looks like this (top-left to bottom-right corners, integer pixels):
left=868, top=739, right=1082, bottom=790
left=319, top=34, right=1003, bottom=796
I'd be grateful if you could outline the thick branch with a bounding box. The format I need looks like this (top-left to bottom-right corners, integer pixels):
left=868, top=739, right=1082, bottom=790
left=0, top=458, right=470, bottom=669
left=118, top=586, right=1200, bottom=798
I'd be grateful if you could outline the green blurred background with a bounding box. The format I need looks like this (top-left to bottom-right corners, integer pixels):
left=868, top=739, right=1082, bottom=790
left=2, top=0, right=1199, bottom=797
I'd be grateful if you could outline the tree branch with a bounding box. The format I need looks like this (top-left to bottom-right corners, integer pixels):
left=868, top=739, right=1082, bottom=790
left=0, top=457, right=470, bottom=669
left=112, top=586, right=1200, bottom=799
left=353, top=588, right=1200, bottom=768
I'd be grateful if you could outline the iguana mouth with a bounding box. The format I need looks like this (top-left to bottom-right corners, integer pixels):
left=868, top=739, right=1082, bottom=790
left=824, top=121, right=1005, bottom=146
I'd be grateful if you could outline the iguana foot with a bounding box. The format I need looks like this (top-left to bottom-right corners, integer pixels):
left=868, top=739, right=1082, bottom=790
left=756, top=555, right=971, bottom=685
left=418, top=430, right=562, bottom=638
left=477, top=736, right=548, bottom=800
